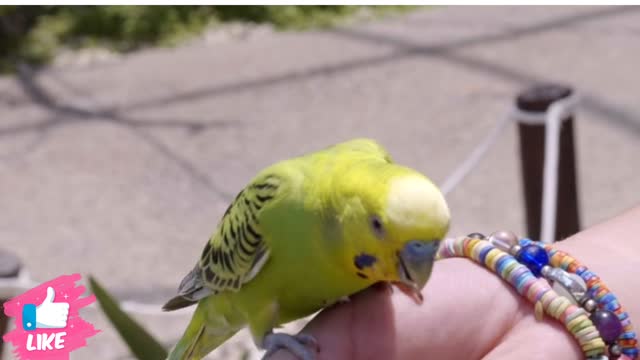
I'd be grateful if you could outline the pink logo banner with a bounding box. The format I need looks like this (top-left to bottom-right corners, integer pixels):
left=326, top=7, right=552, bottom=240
left=2, top=274, right=99, bottom=360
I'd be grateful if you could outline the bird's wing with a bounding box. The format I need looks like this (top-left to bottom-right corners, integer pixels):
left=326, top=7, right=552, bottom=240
left=163, top=174, right=283, bottom=310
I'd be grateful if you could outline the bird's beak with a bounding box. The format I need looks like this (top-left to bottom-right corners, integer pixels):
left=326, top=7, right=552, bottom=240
left=394, top=240, right=440, bottom=305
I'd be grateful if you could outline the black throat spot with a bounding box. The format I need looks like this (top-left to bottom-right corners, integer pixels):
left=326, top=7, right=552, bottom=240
left=354, top=253, right=377, bottom=270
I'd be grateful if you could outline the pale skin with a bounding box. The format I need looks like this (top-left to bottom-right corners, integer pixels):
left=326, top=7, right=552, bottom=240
left=272, top=206, right=640, bottom=360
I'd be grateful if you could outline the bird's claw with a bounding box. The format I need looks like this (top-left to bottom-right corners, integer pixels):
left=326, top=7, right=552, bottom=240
left=262, top=332, right=319, bottom=360
left=293, top=333, right=320, bottom=352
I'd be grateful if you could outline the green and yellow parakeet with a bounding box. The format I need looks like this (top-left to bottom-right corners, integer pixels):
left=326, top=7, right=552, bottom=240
left=163, top=138, right=450, bottom=360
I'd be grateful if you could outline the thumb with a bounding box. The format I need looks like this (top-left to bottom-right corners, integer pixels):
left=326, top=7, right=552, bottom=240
left=42, top=286, right=56, bottom=304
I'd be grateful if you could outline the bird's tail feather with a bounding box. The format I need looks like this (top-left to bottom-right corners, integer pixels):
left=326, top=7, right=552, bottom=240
left=167, top=302, right=239, bottom=360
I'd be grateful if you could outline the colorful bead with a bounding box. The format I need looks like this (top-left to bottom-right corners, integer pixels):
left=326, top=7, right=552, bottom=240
left=591, top=310, right=624, bottom=344
left=583, top=298, right=598, bottom=312
left=516, top=244, right=550, bottom=277
left=439, top=236, right=607, bottom=358
left=546, top=266, right=587, bottom=304
left=509, top=244, right=523, bottom=256
left=533, top=242, right=638, bottom=358
left=468, top=232, right=486, bottom=239
left=611, top=343, right=623, bottom=357
left=440, top=233, right=639, bottom=359
left=487, top=230, right=518, bottom=252
left=624, top=348, right=639, bottom=358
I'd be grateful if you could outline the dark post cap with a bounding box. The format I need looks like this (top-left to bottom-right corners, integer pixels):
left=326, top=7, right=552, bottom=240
left=516, top=83, right=573, bottom=113
left=0, top=249, right=21, bottom=278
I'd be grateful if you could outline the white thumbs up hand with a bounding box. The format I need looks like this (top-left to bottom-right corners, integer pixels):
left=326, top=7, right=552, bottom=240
left=35, top=287, right=69, bottom=329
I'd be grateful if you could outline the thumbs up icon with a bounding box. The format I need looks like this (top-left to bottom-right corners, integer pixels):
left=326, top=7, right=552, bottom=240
left=22, top=287, right=69, bottom=331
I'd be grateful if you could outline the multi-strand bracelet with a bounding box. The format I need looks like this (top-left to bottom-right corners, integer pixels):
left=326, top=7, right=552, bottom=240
left=437, top=231, right=638, bottom=360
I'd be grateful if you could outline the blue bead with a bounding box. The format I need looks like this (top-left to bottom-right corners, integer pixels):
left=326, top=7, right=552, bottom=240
left=496, top=256, right=510, bottom=273
left=479, top=246, right=492, bottom=263
left=623, top=348, right=639, bottom=357
left=582, top=271, right=595, bottom=280
left=519, top=238, right=533, bottom=246
left=515, top=271, right=531, bottom=293
left=604, top=300, right=620, bottom=312
left=600, top=293, right=616, bottom=304
left=588, top=285, right=601, bottom=299
left=516, top=244, right=549, bottom=277
left=621, top=331, right=636, bottom=340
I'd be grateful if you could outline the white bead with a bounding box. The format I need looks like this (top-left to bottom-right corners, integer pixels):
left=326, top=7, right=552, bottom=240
left=488, top=230, right=518, bottom=252
left=609, top=344, right=622, bottom=357
left=546, top=268, right=587, bottom=305
left=584, top=298, right=598, bottom=312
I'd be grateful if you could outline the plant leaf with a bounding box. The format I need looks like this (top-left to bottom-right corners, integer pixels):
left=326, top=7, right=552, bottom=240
left=89, top=275, right=168, bottom=360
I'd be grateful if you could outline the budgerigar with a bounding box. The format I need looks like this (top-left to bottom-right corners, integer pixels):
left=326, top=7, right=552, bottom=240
left=163, top=138, right=450, bottom=360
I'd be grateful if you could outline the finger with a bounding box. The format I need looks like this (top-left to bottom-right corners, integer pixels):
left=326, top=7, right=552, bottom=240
left=43, top=287, right=56, bottom=304
left=269, top=285, right=396, bottom=360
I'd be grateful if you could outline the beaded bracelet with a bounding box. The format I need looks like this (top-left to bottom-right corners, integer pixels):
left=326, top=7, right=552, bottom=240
left=437, top=231, right=638, bottom=360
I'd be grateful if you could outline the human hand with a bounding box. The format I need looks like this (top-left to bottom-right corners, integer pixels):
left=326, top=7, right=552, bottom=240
left=271, top=257, right=583, bottom=360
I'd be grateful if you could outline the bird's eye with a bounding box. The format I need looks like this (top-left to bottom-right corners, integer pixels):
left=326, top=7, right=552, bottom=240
left=369, top=215, right=385, bottom=238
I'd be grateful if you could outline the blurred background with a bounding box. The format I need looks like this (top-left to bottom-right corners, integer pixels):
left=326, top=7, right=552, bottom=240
left=1, top=5, right=639, bottom=359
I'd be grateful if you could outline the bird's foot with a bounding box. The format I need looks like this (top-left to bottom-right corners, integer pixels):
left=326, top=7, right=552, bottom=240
left=262, top=332, right=319, bottom=360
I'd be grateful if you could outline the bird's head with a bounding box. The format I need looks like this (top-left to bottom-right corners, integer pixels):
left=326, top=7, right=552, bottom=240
left=337, top=167, right=450, bottom=303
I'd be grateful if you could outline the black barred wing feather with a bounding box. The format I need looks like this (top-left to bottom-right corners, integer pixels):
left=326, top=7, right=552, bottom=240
left=163, top=175, right=281, bottom=311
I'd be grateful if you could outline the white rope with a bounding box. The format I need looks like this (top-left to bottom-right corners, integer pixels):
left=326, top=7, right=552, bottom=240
left=439, top=101, right=566, bottom=196
left=511, top=93, right=579, bottom=243
left=439, top=113, right=512, bottom=196
left=540, top=95, right=580, bottom=243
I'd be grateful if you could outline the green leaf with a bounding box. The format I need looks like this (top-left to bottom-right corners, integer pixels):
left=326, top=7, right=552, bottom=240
left=89, top=276, right=168, bottom=360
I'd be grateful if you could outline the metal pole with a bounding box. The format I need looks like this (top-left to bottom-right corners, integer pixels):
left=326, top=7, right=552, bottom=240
left=0, top=249, right=21, bottom=358
left=516, top=84, right=581, bottom=241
